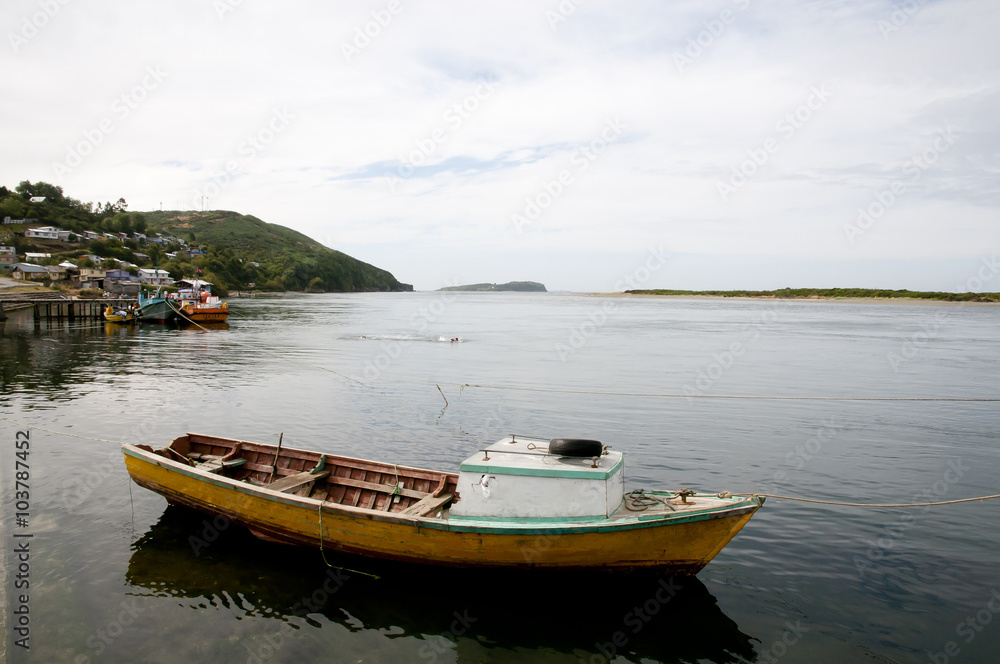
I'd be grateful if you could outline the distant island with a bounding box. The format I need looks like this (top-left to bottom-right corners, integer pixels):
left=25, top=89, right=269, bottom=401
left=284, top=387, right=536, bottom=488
left=622, top=288, right=1000, bottom=302
left=439, top=281, right=547, bottom=292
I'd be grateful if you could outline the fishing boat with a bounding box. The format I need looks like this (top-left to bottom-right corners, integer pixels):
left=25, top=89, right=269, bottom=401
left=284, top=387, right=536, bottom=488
left=171, top=284, right=229, bottom=323
left=136, top=288, right=177, bottom=323
left=104, top=304, right=137, bottom=323
left=123, top=433, right=764, bottom=573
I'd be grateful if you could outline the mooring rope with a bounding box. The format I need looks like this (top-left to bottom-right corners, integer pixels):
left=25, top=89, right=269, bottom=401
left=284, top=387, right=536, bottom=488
left=166, top=299, right=211, bottom=333
left=316, top=502, right=380, bottom=579
left=743, top=493, right=1000, bottom=507
left=0, top=415, right=133, bottom=444
left=319, top=369, right=1000, bottom=402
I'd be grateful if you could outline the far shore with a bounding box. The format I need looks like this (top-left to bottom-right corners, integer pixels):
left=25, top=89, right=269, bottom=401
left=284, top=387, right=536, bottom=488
left=580, top=292, right=1000, bottom=306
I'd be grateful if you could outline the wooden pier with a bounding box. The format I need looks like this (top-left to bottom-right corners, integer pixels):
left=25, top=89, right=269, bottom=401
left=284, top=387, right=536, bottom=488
left=0, top=294, right=134, bottom=323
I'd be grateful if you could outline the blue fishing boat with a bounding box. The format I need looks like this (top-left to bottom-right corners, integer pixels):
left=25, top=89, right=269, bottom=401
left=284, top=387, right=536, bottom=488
left=137, top=288, right=178, bottom=323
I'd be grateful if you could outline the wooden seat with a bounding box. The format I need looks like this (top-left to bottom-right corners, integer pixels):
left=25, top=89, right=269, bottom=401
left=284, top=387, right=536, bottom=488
left=199, top=457, right=246, bottom=474
left=400, top=492, right=454, bottom=517
left=268, top=469, right=332, bottom=494
left=193, top=444, right=246, bottom=474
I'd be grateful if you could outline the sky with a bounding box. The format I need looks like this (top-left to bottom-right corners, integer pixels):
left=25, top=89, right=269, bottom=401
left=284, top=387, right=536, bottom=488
left=3, top=0, right=998, bottom=292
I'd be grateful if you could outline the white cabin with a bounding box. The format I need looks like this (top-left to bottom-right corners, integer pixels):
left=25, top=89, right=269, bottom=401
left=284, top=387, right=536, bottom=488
left=449, top=435, right=624, bottom=520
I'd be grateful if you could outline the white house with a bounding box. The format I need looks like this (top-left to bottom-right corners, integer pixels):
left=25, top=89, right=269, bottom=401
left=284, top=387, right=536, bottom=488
left=83, top=231, right=99, bottom=240
left=24, top=252, right=52, bottom=262
left=138, top=268, right=174, bottom=286
left=25, top=226, right=60, bottom=240
left=0, top=246, right=15, bottom=255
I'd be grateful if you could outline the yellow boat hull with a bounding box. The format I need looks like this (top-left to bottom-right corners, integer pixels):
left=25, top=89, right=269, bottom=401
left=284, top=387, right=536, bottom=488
left=123, top=444, right=763, bottom=573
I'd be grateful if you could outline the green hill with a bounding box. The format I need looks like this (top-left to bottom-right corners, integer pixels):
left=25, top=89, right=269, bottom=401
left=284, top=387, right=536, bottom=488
left=439, top=281, right=547, bottom=292
left=142, top=210, right=410, bottom=293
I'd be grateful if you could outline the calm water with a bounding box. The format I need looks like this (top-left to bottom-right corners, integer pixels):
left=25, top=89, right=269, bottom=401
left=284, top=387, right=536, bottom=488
left=2, top=293, right=999, bottom=664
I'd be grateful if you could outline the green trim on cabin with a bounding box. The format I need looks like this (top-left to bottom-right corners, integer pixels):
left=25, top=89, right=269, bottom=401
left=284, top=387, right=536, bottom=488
left=449, top=513, right=607, bottom=524
left=460, top=455, right=624, bottom=480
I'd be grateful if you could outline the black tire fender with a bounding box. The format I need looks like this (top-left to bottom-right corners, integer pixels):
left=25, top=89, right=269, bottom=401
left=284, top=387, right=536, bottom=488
left=548, top=438, right=604, bottom=457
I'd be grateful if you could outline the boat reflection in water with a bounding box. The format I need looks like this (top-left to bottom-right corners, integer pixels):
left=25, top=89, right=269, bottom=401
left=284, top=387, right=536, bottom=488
left=127, top=507, right=758, bottom=663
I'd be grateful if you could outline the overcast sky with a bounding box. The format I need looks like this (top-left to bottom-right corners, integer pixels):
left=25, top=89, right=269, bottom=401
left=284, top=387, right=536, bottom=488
left=3, top=0, right=998, bottom=291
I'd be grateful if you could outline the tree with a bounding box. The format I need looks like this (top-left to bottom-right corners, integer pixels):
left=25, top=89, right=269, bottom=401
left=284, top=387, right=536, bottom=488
left=132, top=213, right=147, bottom=234
left=0, top=197, right=27, bottom=219
left=16, top=180, right=66, bottom=204
left=114, top=213, right=132, bottom=234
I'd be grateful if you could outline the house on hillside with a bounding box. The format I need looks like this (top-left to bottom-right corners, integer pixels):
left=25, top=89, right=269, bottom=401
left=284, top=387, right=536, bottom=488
left=138, top=268, right=174, bottom=286
left=24, top=252, right=51, bottom=262
left=28, top=197, right=46, bottom=203
left=25, top=226, right=60, bottom=240
left=83, top=231, right=99, bottom=240
left=0, top=247, right=16, bottom=270
left=104, top=269, right=135, bottom=281
left=104, top=268, right=141, bottom=295
left=77, top=267, right=107, bottom=289
left=12, top=263, right=48, bottom=280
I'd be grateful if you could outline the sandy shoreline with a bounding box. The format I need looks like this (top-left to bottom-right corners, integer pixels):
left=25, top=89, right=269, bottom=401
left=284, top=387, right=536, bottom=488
left=578, top=292, right=1000, bottom=306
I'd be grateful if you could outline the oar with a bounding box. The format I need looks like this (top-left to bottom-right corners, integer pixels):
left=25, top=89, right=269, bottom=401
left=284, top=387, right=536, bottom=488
left=268, top=432, right=284, bottom=483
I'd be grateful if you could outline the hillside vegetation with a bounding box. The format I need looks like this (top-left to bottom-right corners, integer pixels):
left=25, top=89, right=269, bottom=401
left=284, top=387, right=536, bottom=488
left=142, top=210, right=409, bottom=293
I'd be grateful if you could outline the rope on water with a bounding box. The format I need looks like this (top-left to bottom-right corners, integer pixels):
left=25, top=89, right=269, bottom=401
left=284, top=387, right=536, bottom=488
left=0, top=415, right=131, bottom=445
left=743, top=493, right=1000, bottom=508
left=318, top=370, right=1000, bottom=402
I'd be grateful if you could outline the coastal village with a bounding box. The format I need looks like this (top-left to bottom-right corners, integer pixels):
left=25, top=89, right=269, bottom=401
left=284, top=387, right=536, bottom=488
left=0, top=195, right=237, bottom=325
left=4, top=214, right=199, bottom=294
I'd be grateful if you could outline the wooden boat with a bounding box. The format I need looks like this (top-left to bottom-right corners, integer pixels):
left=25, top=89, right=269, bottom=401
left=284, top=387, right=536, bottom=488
left=104, top=304, right=136, bottom=323
left=122, top=433, right=764, bottom=573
